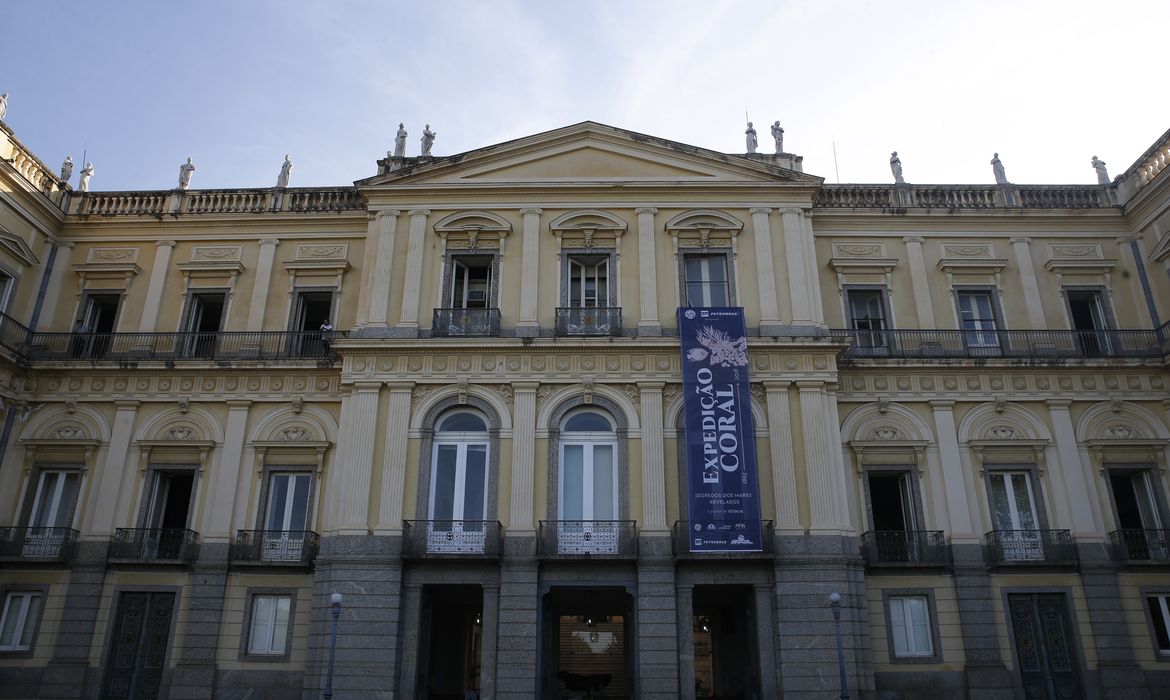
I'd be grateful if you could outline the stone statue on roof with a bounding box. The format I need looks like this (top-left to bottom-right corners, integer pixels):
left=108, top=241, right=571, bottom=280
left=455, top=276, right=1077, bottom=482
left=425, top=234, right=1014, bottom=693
left=1091, top=155, right=1110, bottom=185
left=890, top=151, right=904, bottom=185
left=420, top=124, right=436, bottom=157
left=771, top=121, right=784, bottom=154
left=276, top=155, right=293, bottom=188
left=79, top=162, right=94, bottom=192
left=745, top=122, right=758, bottom=153
left=61, top=156, right=74, bottom=182
left=393, top=123, right=407, bottom=158
left=991, top=153, right=1008, bottom=185
left=178, top=157, right=196, bottom=189
left=0, top=93, right=7, bottom=120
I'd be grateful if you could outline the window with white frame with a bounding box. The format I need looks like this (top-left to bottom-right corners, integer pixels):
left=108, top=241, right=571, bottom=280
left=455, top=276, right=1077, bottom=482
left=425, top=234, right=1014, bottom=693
left=259, top=471, right=312, bottom=562
left=557, top=409, right=619, bottom=554
left=27, top=469, right=80, bottom=529
left=447, top=255, right=494, bottom=309
left=566, top=254, right=610, bottom=308
left=1148, top=594, right=1170, bottom=656
left=427, top=409, right=490, bottom=552
left=247, top=594, right=292, bottom=656
left=888, top=595, right=933, bottom=657
left=846, top=288, right=890, bottom=349
left=955, top=289, right=1000, bottom=347
left=682, top=253, right=731, bottom=307
left=0, top=591, right=43, bottom=652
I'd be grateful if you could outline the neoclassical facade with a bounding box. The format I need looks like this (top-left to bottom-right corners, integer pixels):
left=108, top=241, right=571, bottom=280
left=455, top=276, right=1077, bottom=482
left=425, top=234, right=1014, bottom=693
left=0, top=117, right=1168, bottom=700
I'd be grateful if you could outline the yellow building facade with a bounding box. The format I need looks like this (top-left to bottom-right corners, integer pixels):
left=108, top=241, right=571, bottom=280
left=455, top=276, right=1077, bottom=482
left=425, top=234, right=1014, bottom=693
left=0, top=119, right=1168, bottom=699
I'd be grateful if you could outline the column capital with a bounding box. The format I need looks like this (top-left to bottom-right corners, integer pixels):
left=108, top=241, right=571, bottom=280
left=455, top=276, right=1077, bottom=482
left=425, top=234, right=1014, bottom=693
left=637, top=381, right=666, bottom=392
left=763, top=379, right=793, bottom=391
left=795, top=380, right=825, bottom=391
left=635, top=207, right=658, bottom=215
left=778, top=206, right=804, bottom=216
left=1010, top=236, right=1032, bottom=244
left=258, top=238, right=280, bottom=247
left=407, top=208, right=431, bottom=217
left=353, top=380, right=384, bottom=393
left=386, top=381, right=416, bottom=392
left=376, top=209, right=401, bottom=219
left=226, top=400, right=253, bottom=410
left=748, top=207, right=773, bottom=215
left=114, top=400, right=142, bottom=410
left=520, top=207, right=543, bottom=216
left=512, top=381, right=540, bottom=392
left=155, top=240, right=177, bottom=249
left=902, top=235, right=925, bottom=244
left=929, top=399, right=956, bottom=410
left=1045, top=399, right=1073, bottom=409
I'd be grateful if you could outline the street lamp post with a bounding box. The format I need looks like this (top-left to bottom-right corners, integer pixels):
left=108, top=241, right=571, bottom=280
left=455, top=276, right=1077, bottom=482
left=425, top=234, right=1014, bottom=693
left=324, top=592, right=343, bottom=700
left=828, top=592, right=849, bottom=700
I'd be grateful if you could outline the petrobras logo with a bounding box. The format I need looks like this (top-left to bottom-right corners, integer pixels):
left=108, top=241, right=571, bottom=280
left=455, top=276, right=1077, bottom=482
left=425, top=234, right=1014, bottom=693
left=684, top=309, right=697, bottom=319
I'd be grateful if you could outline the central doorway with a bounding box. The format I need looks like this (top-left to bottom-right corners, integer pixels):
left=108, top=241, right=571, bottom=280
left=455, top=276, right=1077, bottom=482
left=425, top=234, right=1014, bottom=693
left=692, top=585, right=759, bottom=699
left=417, top=585, right=483, bottom=700
left=542, top=587, right=633, bottom=699
left=1007, top=593, right=1083, bottom=700
left=101, top=591, right=176, bottom=699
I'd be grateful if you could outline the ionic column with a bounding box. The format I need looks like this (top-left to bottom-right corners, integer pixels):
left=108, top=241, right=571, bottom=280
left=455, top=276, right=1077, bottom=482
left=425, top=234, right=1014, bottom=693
left=137, top=240, right=176, bottom=333
left=1048, top=400, right=1103, bottom=535
left=903, top=236, right=935, bottom=327
left=245, top=238, right=279, bottom=331
left=1011, top=237, right=1047, bottom=329
left=365, top=210, right=401, bottom=327
left=780, top=208, right=813, bottom=325
left=84, top=400, right=139, bottom=536
left=798, top=381, right=843, bottom=532
left=639, top=382, right=667, bottom=531
left=930, top=401, right=976, bottom=540
left=219, top=400, right=254, bottom=536
left=764, top=381, right=801, bottom=532
left=396, top=209, right=430, bottom=335
left=375, top=382, right=413, bottom=533
left=636, top=207, right=661, bottom=335
left=328, top=382, right=381, bottom=534
left=509, top=383, right=538, bottom=531
left=750, top=208, right=782, bottom=332
left=517, top=208, right=542, bottom=336
left=798, top=209, right=827, bottom=324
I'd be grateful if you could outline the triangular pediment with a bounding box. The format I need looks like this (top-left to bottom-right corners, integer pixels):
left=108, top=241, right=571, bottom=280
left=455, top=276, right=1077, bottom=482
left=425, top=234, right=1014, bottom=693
left=357, top=122, right=822, bottom=188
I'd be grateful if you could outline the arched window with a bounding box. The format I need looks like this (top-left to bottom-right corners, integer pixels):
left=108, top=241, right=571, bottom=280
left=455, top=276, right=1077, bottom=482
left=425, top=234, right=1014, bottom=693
left=428, top=409, right=490, bottom=552
left=558, top=408, right=619, bottom=553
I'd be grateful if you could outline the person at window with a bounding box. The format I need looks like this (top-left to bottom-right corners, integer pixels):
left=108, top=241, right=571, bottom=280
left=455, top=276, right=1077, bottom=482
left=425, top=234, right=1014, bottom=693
left=319, top=319, right=334, bottom=350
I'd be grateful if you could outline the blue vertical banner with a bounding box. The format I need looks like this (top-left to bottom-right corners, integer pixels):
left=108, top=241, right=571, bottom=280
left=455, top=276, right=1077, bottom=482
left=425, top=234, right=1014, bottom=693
left=677, top=307, right=763, bottom=552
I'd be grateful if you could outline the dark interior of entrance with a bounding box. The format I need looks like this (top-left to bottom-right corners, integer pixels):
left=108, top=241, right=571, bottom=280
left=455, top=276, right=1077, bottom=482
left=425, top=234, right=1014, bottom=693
left=544, top=586, right=632, bottom=699
left=692, top=585, right=758, bottom=700
left=183, top=292, right=226, bottom=357
left=419, top=585, right=482, bottom=700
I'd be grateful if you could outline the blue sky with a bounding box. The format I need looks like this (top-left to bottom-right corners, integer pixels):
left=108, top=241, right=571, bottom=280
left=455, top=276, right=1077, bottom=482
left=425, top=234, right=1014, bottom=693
left=2, top=0, right=1166, bottom=191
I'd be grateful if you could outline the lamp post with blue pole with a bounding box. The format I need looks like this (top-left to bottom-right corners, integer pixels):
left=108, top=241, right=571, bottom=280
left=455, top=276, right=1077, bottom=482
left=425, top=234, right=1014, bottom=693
left=828, top=592, right=849, bottom=699
left=323, top=592, right=342, bottom=700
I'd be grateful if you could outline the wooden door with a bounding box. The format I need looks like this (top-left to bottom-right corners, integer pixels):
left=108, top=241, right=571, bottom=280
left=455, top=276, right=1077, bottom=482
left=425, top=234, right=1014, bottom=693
left=103, top=592, right=175, bottom=699
left=1007, top=593, right=1082, bottom=700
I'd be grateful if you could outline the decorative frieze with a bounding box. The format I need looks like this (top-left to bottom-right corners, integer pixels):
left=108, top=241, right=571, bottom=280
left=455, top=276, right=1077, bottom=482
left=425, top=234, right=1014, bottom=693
left=23, top=371, right=340, bottom=400
left=837, top=368, right=1165, bottom=399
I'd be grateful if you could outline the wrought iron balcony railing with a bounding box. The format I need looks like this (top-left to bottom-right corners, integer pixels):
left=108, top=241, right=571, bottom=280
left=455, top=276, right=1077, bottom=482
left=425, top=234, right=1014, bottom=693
left=671, top=520, right=775, bottom=558
left=538, top=520, right=637, bottom=558
left=861, top=530, right=950, bottom=566
left=109, top=528, right=199, bottom=563
left=831, top=328, right=1164, bottom=359
left=19, top=330, right=342, bottom=362
left=555, top=307, right=622, bottom=337
left=402, top=520, right=503, bottom=559
left=431, top=308, right=501, bottom=337
left=985, top=529, right=1078, bottom=565
left=231, top=530, right=319, bottom=566
left=1108, top=529, right=1170, bottom=563
left=0, top=527, right=78, bottom=561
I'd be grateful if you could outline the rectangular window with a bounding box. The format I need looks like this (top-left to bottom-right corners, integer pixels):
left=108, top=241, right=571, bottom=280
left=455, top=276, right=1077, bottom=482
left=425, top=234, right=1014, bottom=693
left=27, top=470, right=80, bottom=529
left=846, top=289, right=889, bottom=349
left=247, top=594, right=291, bottom=655
left=448, top=256, right=493, bottom=309
left=265, top=473, right=311, bottom=532
left=567, top=255, right=610, bottom=308
left=988, top=470, right=1043, bottom=560
left=888, top=595, right=933, bottom=657
left=1148, top=595, right=1170, bottom=656
left=0, top=592, right=42, bottom=652
left=956, top=289, right=1000, bottom=348
left=683, top=254, right=730, bottom=307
